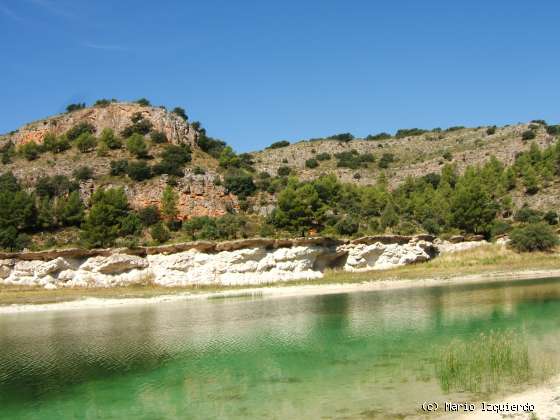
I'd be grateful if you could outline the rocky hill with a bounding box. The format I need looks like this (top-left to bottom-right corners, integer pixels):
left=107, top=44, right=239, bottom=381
left=0, top=102, right=238, bottom=220
left=0, top=101, right=559, bottom=252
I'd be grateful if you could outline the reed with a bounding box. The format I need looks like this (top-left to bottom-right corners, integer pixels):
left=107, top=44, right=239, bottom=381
left=435, top=330, right=535, bottom=394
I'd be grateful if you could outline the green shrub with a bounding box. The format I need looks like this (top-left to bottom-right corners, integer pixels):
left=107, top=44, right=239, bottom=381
left=73, top=166, right=94, bottom=181
left=172, top=107, right=188, bottom=120
left=490, top=220, right=512, bottom=238
left=43, top=133, right=70, bottom=153
left=224, top=171, right=256, bottom=198
left=126, top=133, right=149, bottom=158
left=66, top=103, right=85, bottom=112
left=136, top=98, right=151, bottom=106
left=378, top=153, right=394, bottom=169
left=486, top=126, right=497, bottom=135
left=334, top=217, right=359, bottom=236
left=150, top=222, right=170, bottom=244
left=521, top=130, right=536, bottom=141
left=305, top=158, right=319, bottom=169
left=94, top=99, right=115, bottom=107
left=197, top=134, right=226, bottom=158
left=509, top=223, right=559, bottom=252
left=316, top=152, right=331, bottom=161
left=277, top=166, right=291, bottom=177
left=99, top=128, right=122, bottom=149
left=67, top=122, right=95, bottom=141
left=121, top=113, right=153, bottom=137
left=395, top=128, right=427, bottom=138
left=267, top=140, right=290, bottom=149
left=366, top=132, right=391, bottom=141
left=514, top=205, right=542, bottom=223
left=139, top=206, right=160, bottom=226
left=75, top=132, right=97, bottom=152
left=543, top=210, right=559, bottom=225
left=127, top=161, right=152, bottom=181
left=442, top=150, right=453, bottom=161
left=152, top=144, right=191, bottom=176
left=35, top=175, right=77, bottom=198
left=328, top=133, right=354, bottom=142
left=150, top=130, right=167, bottom=143
left=546, top=125, right=560, bottom=135
left=110, top=160, right=129, bottom=176
left=19, top=142, right=42, bottom=161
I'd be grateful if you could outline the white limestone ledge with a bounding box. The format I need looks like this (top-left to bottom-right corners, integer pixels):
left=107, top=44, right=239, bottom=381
left=0, top=236, right=442, bottom=289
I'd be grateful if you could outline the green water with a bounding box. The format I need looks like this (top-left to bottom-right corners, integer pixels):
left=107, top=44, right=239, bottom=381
left=2, top=278, right=560, bottom=419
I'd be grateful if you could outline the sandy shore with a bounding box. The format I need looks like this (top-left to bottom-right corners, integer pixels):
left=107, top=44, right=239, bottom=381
left=1, top=268, right=560, bottom=315
left=451, top=375, right=560, bottom=419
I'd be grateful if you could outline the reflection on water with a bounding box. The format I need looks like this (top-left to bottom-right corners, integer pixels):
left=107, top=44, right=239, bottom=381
left=1, top=278, right=560, bottom=419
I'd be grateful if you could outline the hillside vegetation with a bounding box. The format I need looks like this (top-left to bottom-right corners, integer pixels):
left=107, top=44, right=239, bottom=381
left=0, top=100, right=559, bottom=252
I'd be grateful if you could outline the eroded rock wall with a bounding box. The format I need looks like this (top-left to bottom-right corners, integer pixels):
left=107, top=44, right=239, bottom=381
left=0, top=236, right=438, bottom=289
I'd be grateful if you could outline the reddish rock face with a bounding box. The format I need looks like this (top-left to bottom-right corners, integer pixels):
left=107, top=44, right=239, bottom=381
left=8, top=103, right=197, bottom=148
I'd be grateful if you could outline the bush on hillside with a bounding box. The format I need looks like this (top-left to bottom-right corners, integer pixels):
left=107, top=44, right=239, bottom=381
left=267, top=140, right=290, bottom=149
left=305, top=158, right=319, bottom=169
left=521, top=130, right=536, bottom=141
left=75, top=132, right=97, bottom=152
left=67, top=122, right=95, bottom=141
left=509, top=223, right=559, bottom=252
left=126, top=133, right=149, bottom=158
left=127, top=161, right=152, bottom=181
left=73, top=166, right=94, bottom=181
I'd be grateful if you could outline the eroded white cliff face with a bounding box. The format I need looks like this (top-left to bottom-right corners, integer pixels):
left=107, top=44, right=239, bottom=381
left=0, top=237, right=439, bottom=289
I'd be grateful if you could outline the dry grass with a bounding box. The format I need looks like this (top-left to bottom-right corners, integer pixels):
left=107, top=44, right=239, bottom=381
left=1, top=244, right=559, bottom=306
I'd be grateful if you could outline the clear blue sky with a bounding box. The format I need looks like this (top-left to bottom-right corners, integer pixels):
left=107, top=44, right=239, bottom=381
left=1, top=0, right=559, bottom=152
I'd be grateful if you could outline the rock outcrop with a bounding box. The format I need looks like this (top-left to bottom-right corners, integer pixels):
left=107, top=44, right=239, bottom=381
left=0, top=236, right=439, bottom=289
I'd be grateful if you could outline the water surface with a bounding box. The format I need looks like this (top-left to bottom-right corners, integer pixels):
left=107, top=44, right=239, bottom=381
left=1, top=277, right=560, bottom=419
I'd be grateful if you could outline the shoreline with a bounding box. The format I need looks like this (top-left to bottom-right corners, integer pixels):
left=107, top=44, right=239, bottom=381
left=2, top=268, right=560, bottom=315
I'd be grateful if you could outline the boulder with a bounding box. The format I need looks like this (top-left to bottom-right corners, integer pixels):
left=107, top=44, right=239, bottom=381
left=80, top=254, right=149, bottom=274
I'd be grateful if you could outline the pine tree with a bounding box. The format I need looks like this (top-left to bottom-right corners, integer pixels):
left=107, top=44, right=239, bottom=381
left=161, top=186, right=178, bottom=221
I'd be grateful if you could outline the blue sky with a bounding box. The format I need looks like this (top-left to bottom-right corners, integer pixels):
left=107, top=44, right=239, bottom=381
left=1, top=0, right=559, bottom=152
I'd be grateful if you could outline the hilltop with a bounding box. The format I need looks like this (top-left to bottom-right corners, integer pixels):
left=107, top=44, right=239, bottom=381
left=0, top=100, right=559, bottom=252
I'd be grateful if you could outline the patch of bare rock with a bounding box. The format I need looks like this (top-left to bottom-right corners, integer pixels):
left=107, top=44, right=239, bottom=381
left=0, top=235, right=488, bottom=289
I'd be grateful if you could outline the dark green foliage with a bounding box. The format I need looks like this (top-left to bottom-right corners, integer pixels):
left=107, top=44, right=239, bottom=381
left=277, top=166, right=291, bottom=177
left=395, top=128, right=427, bottom=138
left=183, top=214, right=248, bottom=241
left=218, top=146, right=241, bottom=169
left=316, top=152, right=331, bottom=161
left=378, top=153, right=394, bottom=169
left=521, top=130, right=536, bottom=141
left=126, top=161, right=152, bottom=181
left=121, top=114, right=153, bottom=138
left=546, top=125, right=560, bottom=135
left=442, top=151, right=453, bottom=161
left=267, top=140, right=290, bottom=149
left=139, top=206, right=160, bottom=226
left=150, top=130, right=167, bottom=144
left=0, top=176, right=36, bottom=250
left=35, top=175, right=78, bottom=198
left=94, top=99, right=116, bottom=107
left=55, top=192, right=84, bottom=227
left=152, top=144, right=192, bottom=176
left=366, top=132, right=391, bottom=141
left=197, top=134, right=226, bottom=158
left=335, top=150, right=374, bottom=169
left=19, top=142, right=42, bottom=160
left=305, top=158, right=319, bottom=169
left=110, top=160, right=129, bottom=176
left=328, top=133, right=354, bottom=142
left=43, top=133, right=71, bottom=153
left=171, top=107, right=188, bottom=120
left=80, top=188, right=133, bottom=248
left=543, top=210, right=558, bottom=225
left=99, top=128, right=122, bottom=149
left=486, top=126, right=497, bottom=135
left=531, top=119, right=547, bottom=126
left=66, top=103, right=86, bottom=112
left=514, top=205, right=542, bottom=224
left=75, top=132, right=97, bottom=152
left=136, top=98, right=151, bottom=106
left=380, top=202, right=398, bottom=229
left=126, top=133, right=149, bottom=158
left=445, top=126, right=465, bottom=132
left=73, top=166, right=94, bottom=181
left=490, top=220, right=511, bottom=238
left=450, top=184, right=498, bottom=235
left=1, top=141, right=15, bottom=164
left=224, top=171, right=256, bottom=198
left=150, top=222, right=170, bottom=244
left=510, top=223, right=559, bottom=252
left=67, top=122, right=95, bottom=141
left=334, top=217, right=359, bottom=236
